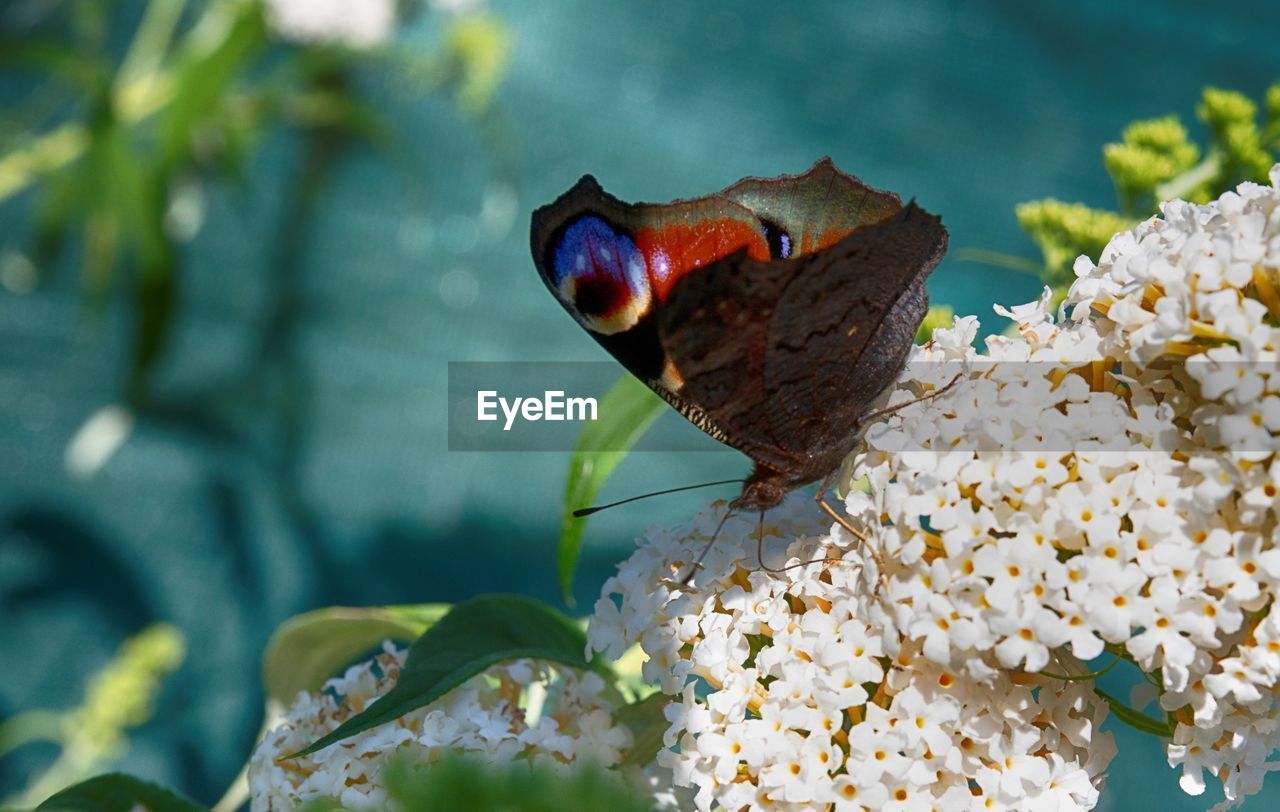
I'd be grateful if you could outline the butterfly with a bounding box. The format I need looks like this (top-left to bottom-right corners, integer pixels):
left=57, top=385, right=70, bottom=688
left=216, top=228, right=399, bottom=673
left=530, top=157, right=947, bottom=524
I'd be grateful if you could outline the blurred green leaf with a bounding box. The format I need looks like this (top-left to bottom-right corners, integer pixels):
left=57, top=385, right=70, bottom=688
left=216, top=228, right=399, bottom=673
left=262, top=604, right=449, bottom=708
left=915, top=304, right=955, bottom=343
left=559, top=374, right=665, bottom=604
left=378, top=754, right=655, bottom=812
left=34, top=773, right=204, bottom=812
left=442, top=16, right=510, bottom=115
left=291, top=595, right=596, bottom=757
left=116, top=0, right=187, bottom=87
left=0, top=38, right=107, bottom=94
left=615, top=692, right=669, bottom=768
left=159, top=2, right=266, bottom=169
left=76, top=94, right=177, bottom=401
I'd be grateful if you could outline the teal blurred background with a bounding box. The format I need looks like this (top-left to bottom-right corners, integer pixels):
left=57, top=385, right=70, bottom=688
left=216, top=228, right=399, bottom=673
left=2, top=0, right=1278, bottom=807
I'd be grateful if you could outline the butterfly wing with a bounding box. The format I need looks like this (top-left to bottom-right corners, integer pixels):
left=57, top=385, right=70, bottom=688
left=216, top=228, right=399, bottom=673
left=656, top=202, right=947, bottom=483
left=530, top=174, right=770, bottom=385
left=719, top=157, right=903, bottom=257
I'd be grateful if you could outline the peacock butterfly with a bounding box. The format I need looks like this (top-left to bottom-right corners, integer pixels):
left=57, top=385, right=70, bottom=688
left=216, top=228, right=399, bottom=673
left=530, top=158, right=947, bottom=516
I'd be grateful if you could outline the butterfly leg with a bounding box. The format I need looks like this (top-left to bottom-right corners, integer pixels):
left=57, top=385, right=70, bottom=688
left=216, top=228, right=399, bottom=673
left=814, top=473, right=887, bottom=594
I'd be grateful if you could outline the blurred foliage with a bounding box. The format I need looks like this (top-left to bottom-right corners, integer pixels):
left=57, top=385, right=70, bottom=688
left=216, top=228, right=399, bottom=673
left=0, top=2, right=512, bottom=806
left=31, top=756, right=658, bottom=812
left=0, top=0, right=510, bottom=405
left=295, top=754, right=656, bottom=812
left=381, top=756, right=656, bottom=812
left=33, top=772, right=203, bottom=812
left=0, top=624, right=186, bottom=809
left=1018, top=82, right=1280, bottom=289
left=438, top=16, right=510, bottom=115
left=916, top=303, right=955, bottom=343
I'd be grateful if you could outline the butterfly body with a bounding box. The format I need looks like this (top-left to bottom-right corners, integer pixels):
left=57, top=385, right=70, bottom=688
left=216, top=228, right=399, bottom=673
left=531, top=159, right=947, bottom=512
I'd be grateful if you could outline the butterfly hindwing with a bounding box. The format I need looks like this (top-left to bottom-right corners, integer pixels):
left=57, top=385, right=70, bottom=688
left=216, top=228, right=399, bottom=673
left=759, top=202, right=946, bottom=480
left=651, top=254, right=808, bottom=473
left=653, top=202, right=945, bottom=485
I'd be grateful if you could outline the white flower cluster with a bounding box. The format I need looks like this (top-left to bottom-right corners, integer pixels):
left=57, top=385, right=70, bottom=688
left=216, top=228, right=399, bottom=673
left=588, top=169, right=1280, bottom=810
left=854, top=171, right=1280, bottom=803
left=588, top=502, right=1115, bottom=811
left=1061, top=167, right=1280, bottom=802
left=248, top=644, right=632, bottom=810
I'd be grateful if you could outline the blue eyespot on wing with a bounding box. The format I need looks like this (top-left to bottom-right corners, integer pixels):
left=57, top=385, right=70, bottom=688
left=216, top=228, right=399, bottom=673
left=550, top=215, right=652, bottom=335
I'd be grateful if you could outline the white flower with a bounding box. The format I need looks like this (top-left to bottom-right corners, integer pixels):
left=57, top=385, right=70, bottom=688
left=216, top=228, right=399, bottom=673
left=264, top=0, right=397, bottom=48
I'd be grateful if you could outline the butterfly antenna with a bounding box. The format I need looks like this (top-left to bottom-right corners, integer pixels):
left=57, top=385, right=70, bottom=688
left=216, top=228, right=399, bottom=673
left=573, top=479, right=745, bottom=518
left=678, top=508, right=735, bottom=586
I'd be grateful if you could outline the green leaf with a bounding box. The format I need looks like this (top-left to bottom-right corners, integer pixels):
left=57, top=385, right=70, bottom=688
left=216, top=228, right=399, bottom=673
left=291, top=595, right=594, bottom=757
left=559, top=374, right=665, bottom=603
left=35, top=773, right=205, bottom=812
left=614, top=692, right=670, bottom=767
left=381, top=754, right=655, bottom=812
left=160, top=2, right=267, bottom=169
left=1095, top=688, right=1175, bottom=738
left=262, top=604, right=449, bottom=708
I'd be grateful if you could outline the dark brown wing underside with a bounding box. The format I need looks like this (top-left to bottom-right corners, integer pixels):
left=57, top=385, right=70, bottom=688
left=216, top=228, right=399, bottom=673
left=657, top=203, right=947, bottom=476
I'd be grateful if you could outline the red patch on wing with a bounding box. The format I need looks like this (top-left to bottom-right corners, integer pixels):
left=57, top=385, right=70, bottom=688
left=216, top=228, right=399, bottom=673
left=635, top=219, right=770, bottom=301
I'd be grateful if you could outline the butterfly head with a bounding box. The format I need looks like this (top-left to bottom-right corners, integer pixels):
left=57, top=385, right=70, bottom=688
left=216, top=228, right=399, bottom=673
left=730, top=475, right=787, bottom=513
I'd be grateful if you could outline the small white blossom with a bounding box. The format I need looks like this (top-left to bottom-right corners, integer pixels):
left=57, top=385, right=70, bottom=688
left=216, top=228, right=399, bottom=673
left=263, top=0, right=397, bottom=48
